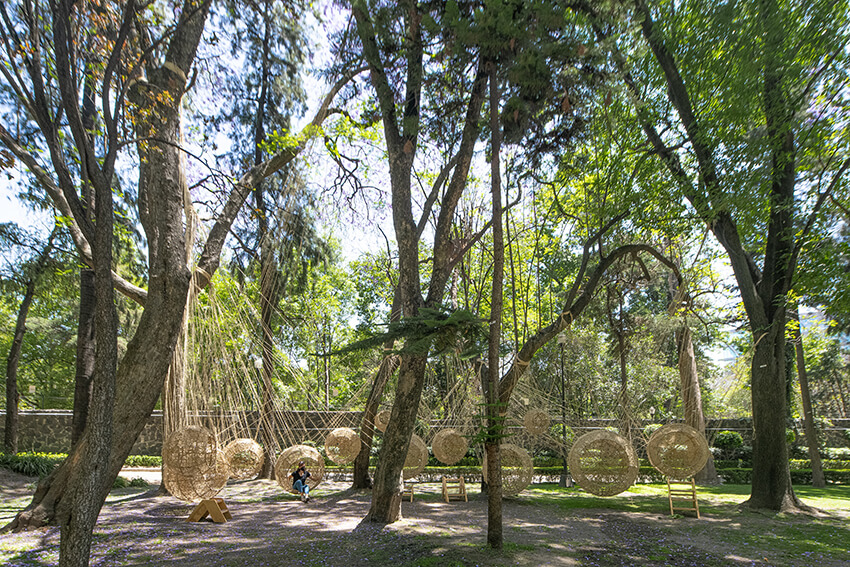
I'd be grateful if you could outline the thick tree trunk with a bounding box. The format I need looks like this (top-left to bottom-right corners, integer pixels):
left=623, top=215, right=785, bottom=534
left=367, top=354, right=428, bottom=523
left=71, top=269, right=96, bottom=448
left=748, top=320, right=804, bottom=510
left=4, top=279, right=35, bottom=455
left=676, top=325, right=719, bottom=484
left=789, top=306, right=825, bottom=487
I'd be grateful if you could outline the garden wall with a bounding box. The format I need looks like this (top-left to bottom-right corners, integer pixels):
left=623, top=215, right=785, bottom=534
left=0, top=410, right=847, bottom=455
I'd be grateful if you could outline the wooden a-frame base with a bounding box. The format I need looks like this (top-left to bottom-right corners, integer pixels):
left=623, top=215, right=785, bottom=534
left=187, top=498, right=232, bottom=523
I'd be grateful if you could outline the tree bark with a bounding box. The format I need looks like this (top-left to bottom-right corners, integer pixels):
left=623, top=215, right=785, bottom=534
left=4, top=279, right=35, bottom=455
left=351, top=352, right=399, bottom=489
left=484, top=58, right=503, bottom=550
left=789, top=306, right=825, bottom=488
left=5, top=227, right=58, bottom=454
left=71, top=269, right=96, bottom=448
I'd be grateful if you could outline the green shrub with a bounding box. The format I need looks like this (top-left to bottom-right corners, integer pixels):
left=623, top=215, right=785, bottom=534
left=0, top=452, right=65, bottom=478
left=123, top=455, right=162, bottom=467
left=786, top=428, right=796, bottom=444
left=714, top=431, right=744, bottom=450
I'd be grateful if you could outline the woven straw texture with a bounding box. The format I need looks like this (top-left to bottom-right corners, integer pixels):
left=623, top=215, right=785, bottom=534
left=223, top=438, right=264, bottom=480
left=482, top=443, right=534, bottom=496
left=431, top=429, right=468, bottom=465
left=274, top=444, right=325, bottom=491
left=646, top=423, right=709, bottom=479
left=162, top=426, right=229, bottom=502
left=403, top=434, right=428, bottom=479
left=568, top=430, right=638, bottom=497
left=324, top=427, right=362, bottom=464
left=524, top=409, right=550, bottom=436
left=375, top=409, right=392, bottom=433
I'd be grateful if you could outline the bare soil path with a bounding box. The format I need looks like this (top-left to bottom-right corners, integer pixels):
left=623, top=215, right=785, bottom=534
left=2, top=471, right=848, bottom=567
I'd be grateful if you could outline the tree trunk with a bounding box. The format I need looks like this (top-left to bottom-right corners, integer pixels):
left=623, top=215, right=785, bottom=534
left=789, top=306, right=825, bottom=487
left=675, top=324, right=719, bottom=484
left=258, top=240, right=278, bottom=479
left=485, top=58, right=504, bottom=550
left=748, top=319, right=803, bottom=510
left=5, top=225, right=58, bottom=455
left=367, top=354, right=428, bottom=523
left=4, top=278, right=35, bottom=455
left=352, top=352, right=398, bottom=489
left=71, top=269, right=96, bottom=448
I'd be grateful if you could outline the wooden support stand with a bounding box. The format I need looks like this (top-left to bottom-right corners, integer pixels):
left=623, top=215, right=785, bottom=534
left=441, top=476, right=467, bottom=503
left=187, top=498, right=232, bottom=523
left=402, top=482, right=414, bottom=502
left=666, top=477, right=700, bottom=518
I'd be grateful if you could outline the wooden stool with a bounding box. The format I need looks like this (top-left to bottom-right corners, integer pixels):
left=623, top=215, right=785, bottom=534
left=187, top=498, right=232, bottom=523
left=441, top=476, right=467, bottom=503
left=401, top=482, right=415, bottom=502
left=666, top=477, right=700, bottom=518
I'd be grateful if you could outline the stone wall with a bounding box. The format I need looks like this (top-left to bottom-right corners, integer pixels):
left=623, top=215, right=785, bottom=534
left=1, top=410, right=847, bottom=455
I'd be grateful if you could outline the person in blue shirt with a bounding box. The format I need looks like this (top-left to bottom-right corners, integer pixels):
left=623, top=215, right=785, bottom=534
left=291, top=461, right=311, bottom=502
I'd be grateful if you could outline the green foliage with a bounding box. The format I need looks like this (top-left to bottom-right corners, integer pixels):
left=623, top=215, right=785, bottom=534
left=643, top=423, right=663, bottom=438
left=333, top=307, right=487, bottom=360
left=123, top=455, right=162, bottom=467
left=0, top=452, right=65, bottom=477
left=713, top=431, right=744, bottom=451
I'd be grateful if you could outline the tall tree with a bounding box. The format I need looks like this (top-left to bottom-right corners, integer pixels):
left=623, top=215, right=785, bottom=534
left=2, top=222, right=60, bottom=454
left=0, top=5, right=354, bottom=564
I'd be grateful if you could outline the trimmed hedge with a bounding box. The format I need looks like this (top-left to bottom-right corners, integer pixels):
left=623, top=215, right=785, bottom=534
left=718, top=467, right=850, bottom=485
left=123, top=455, right=162, bottom=467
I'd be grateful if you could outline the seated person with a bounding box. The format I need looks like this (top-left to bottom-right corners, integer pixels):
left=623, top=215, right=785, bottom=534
left=291, top=461, right=311, bottom=502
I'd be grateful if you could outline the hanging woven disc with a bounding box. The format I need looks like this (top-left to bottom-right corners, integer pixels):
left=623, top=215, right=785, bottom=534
left=568, top=430, right=639, bottom=497
left=274, top=444, right=325, bottom=492
left=402, top=434, right=428, bottom=479
left=223, top=438, right=264, bottom=480
left=646, top=423, right=709, bottom=479
left=162, top=426, right=230, bottom=502
left=524, top=409, right=550, bottom=436
left=324, top=427, right=362, bottom=464
left=431, top=429, right=468, bottom=465
left=482, top=443, right=534, bottom=496
left=375, top=409, right=392, bottom=433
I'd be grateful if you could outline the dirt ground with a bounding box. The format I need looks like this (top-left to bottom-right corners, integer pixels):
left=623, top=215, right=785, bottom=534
left=1, top=468, right=848, bottom=567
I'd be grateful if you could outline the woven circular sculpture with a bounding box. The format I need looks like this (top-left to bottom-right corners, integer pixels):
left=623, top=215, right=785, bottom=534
left=162, top=426, right=230, bottom=502
left=482, top=443, right=534, bottom=496
left=324, top=427, right=362, bottom=465
left=646, top=423, right=709, bottom=479
left=223, top=438, right=264, bottom=480
left=374, top=409, right=392, bottom=433
left=524, top=409, right=550, bottom=436
left=274, top=444, right=325, bottom=492
left=402, top=434, right=428, bottom=479
left=431, top=428, right=468, bottom=465
left=568, top=430, right=639, bottom=497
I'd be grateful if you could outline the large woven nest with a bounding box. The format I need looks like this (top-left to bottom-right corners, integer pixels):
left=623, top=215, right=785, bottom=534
left=374, top=409, right=392, bottom=433
left=223, top=438, right=264, bottom=480
left=274, top=444, right=325, bottom=492
left=162, top=426, right=230, bottom=502
left=646, top=423, right=709, bottom=479
left=568, top=430, right=639, bottom=497
left=482, top=443, right=534, bottom=496
left=324, top=427, right=362, bottom=465
left=524, top=409, right=550, bottom=436
left=403, top=434, right=428, bottom=479
left=431, top=429, right=468, bottom=465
